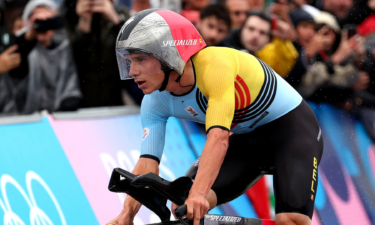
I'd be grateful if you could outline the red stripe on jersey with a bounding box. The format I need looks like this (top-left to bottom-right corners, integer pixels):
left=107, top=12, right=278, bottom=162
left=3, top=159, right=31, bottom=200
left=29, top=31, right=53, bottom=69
left=231, top=123, right=238, bottom=129
left=235, top=81, right=245, bottom=109
left=235, top=92, right=239, bottom=110
left=236, top=75, right=251, bottom=106
left=155, top=10, right=206, bottom=62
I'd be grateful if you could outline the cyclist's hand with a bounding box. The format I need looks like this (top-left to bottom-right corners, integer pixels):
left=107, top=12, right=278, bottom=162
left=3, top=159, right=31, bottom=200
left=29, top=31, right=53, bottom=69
left=106, top=212, right=134, bottom=225
left=185, top=191, right=209, bottom=225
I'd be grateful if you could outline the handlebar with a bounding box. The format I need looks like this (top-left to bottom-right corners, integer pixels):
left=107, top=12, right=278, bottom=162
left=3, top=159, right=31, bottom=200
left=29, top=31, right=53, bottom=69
left=175, top=205, right=188, bottom=225
left=175, top=205, right=187, bottom=218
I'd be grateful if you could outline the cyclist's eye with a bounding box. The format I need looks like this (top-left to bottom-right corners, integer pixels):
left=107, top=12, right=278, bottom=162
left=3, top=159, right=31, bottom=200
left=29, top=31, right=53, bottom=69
left=134, top=57, right=147, bottom=63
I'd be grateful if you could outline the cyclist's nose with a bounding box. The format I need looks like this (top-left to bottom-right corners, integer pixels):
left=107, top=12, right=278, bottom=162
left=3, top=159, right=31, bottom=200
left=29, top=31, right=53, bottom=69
left=128, top=62, right=140, bottom=78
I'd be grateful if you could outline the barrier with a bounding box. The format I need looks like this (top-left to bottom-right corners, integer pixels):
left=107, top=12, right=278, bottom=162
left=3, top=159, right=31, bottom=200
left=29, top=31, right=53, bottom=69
left=309, top=103, right=375, bottom=225
left=0, top=103, right=374, bottom=224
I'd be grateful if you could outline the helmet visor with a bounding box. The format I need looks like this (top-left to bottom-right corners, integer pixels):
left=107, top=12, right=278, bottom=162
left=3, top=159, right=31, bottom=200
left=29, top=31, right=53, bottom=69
left=116, top=49, right=164, bottom=80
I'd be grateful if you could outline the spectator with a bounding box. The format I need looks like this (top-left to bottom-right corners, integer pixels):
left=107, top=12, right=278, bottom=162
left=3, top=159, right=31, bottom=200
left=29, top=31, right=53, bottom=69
left=0, top=0, right=81, bottom=114
left=62, top=0, right=142, bottom=107
left=356, top=0, right=375, bottom=37
left=0, top=46, right=20, bottom=75
left=149, top=0, right=182, bottom=13
left=180, top=0, right=210, bottom=24
left=319, top=0, right=353, bottom=20
left=290, top=8, right=315, bottom=48
left=294, top=11, right=375, bottom=139
left=222, top=11, right=298, bottom=77
left=130, top=0, right=151, bottom=15
left=269, top=0, right=297, bottom=40
left=285, top=8, right=315, bottom=86
left=196, top=4, right=231, bottom=46
left=311, top=0, right=354, bottom=25
left=129, top=0, right=182, bottom=15
left=26, top=0, right=81, bottom=113
left=225, top=0, right=250, bottom=29
left=247, top=0, right=264, bottom=10
left=0, top=3, right=32, bottom=114
left=291, top=11, right=374, bottom=108
left=0, top=6, right=21, bottom=75
left=9, top=7, right=24, bottom=34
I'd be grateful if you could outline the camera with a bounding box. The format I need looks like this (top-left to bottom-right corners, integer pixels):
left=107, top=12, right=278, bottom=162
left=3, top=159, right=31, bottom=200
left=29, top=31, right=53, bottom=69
left=33, top=15, right=64, bottom=32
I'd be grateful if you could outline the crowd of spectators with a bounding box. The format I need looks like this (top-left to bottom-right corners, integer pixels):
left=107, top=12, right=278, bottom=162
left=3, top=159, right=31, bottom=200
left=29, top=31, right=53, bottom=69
left=0, top=0, right=375, bottom=138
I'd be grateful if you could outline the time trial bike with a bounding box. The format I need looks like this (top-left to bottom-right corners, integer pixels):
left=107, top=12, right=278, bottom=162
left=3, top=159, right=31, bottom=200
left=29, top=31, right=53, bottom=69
left=108, top=168, right=275, bottom=225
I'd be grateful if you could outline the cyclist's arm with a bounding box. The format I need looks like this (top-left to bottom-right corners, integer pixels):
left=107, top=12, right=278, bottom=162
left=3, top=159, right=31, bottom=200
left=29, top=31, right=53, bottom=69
left=122, top=158, right=159, bottom=219
left=122, top=93, right=170, bottom=218
left=187, top=54, right=235, bottom=223
left=191, top=127, right=229, bottom=194
left=192, top=71, right=235, bottom=195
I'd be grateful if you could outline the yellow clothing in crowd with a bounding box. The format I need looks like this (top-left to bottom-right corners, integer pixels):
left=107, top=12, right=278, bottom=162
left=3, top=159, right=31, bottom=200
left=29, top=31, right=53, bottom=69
left=256, top=37, right=299, bottom=78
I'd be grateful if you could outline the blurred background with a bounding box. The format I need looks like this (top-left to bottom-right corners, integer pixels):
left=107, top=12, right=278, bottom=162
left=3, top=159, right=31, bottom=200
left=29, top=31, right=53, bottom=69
left=0, top=0, right=374, bottom=224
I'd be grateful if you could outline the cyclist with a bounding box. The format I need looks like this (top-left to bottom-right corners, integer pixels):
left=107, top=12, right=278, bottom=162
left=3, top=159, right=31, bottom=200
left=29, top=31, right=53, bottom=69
left=107, top=9, right=323, bottom=225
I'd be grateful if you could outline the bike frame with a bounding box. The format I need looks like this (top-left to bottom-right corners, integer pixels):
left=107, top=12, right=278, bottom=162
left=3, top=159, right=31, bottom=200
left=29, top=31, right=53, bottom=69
left=108, top=168, right=275, bottom=225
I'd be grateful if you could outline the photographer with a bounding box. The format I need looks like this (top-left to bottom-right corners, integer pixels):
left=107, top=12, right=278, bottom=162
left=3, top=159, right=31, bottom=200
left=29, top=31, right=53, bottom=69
left=21, top=0, right=81, bottom=113
left=62, top=0, right=142, bottom=107
left=0, top=0, right=81, bottom=115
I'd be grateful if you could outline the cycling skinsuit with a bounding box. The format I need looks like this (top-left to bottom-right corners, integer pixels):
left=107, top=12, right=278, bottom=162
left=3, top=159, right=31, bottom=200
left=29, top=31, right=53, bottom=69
left=140, top=47, right=323, bottom=218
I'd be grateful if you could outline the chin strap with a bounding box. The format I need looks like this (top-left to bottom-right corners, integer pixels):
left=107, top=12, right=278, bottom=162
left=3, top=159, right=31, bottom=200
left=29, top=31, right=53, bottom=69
left=158, top=69, right=173, bottom=92
left=159, top=69, right=182, bottom=92
left=175, top=75, right=182, bottom=83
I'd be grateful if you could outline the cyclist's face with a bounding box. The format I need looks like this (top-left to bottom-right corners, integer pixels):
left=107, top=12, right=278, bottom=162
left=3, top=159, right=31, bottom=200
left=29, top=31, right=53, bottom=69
left=126, top=53, right=165, bottom=94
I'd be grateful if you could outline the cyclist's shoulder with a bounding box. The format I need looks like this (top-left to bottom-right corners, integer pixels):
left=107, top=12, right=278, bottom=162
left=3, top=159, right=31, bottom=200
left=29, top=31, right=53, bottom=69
left=192, top=47, right=258, bottom=68
left=141, top=91, right=172, bottom=115
left=142, top=91, right=171, bottom=105
left=192, top=47, right=237, bottom=63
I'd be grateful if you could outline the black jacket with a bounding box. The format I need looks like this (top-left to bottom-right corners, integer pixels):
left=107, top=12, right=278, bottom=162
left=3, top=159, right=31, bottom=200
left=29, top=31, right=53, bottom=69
left=63, top=3, right=143, bottom=107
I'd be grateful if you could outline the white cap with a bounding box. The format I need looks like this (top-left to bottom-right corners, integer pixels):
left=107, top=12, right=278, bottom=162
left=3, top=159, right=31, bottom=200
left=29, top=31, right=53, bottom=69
left=22, top=0, right=58, bottom=25
left=313, top=11, right=341, bottom=33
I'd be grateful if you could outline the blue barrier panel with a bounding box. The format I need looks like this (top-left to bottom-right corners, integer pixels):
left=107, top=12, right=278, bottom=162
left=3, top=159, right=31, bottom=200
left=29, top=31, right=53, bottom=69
left=0, top=117, right=98, bottom=224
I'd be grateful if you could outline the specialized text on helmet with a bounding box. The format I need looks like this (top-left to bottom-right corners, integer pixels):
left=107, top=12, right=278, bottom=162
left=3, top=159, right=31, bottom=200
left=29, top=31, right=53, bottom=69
left=162, top=39, right=198, bottom=47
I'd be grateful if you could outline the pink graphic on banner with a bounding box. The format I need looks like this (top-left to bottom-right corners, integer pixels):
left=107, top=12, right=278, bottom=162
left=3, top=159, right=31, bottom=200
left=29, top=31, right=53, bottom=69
left=321, top=171, right=371, bottom=225
left=369, top=146, right=375, bottom=177
left=311, top=210, right=321, bottom=225
left=48, top=115, right=157, bottom=225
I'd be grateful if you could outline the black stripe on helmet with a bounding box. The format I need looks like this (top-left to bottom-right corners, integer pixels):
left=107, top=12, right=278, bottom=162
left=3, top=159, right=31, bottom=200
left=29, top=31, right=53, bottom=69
left=118, top=8, right=160, bottom=42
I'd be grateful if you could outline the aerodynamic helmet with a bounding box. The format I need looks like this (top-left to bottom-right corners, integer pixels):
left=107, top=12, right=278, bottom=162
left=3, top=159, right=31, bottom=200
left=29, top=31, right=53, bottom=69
left=115, top=9, right=206, bottom=85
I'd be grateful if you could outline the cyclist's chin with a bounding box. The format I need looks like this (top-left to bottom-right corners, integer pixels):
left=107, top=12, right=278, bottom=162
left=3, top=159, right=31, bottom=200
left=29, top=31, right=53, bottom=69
left=141, top=86, right=158, bottom=95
